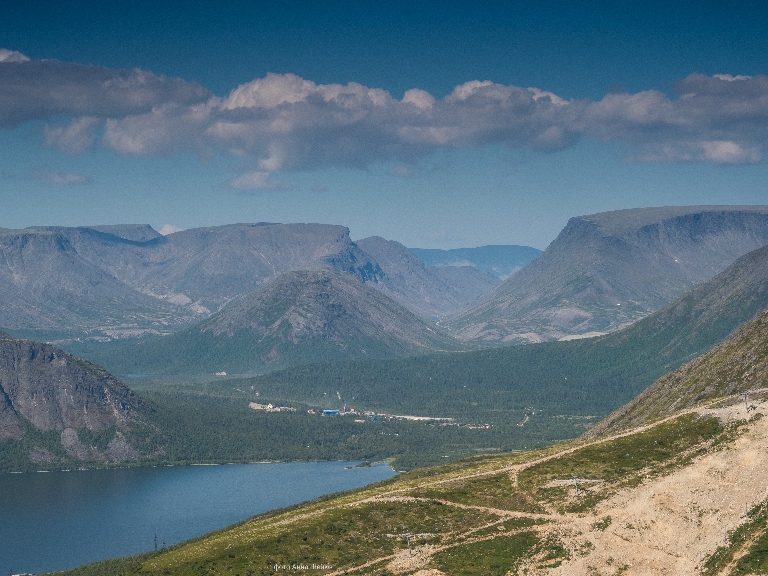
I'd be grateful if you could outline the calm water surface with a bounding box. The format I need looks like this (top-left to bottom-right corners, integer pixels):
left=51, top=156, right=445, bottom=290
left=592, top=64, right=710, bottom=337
left=0, top=461, right=396, bottom=574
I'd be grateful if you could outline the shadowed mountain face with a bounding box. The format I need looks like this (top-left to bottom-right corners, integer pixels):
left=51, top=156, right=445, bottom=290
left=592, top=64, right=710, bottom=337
left=355, top=236, right=501, bottom=317
left=91, top=270, right=462, bottom=375
left=0, top=333, right=155, bottom=466
left=445, top=206, right=768, bottom=344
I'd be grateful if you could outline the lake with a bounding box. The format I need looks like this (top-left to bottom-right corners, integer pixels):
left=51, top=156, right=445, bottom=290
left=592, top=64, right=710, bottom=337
left=0, top=461, right=396, bottom=574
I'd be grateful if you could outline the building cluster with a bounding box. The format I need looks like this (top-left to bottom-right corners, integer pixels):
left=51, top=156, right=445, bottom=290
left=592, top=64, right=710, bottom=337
left=248, top=402, right=296, bottom=412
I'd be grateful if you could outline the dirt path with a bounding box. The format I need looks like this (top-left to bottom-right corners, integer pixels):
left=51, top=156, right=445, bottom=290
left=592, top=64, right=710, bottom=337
left=330, top=396, right=768, bottom=576
left=543, top=401, right=768, bottom=575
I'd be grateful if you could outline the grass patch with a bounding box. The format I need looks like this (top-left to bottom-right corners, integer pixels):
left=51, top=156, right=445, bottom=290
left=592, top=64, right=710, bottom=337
left=407, top=472, right=544, bottom=513
left=144, top=499, right=498, bottom=574
left=517, top=414, right=725, bottom=511
left=431, top=532, right=539, bottom=575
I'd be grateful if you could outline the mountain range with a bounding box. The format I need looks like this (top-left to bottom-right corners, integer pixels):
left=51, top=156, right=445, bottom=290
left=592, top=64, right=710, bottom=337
left=0, top=223, right=509, bottom=344
left=409, top=244, right=542, bottom=277
left=445, top=205, right=768, bottom=343
left=237, top=237, right=768, bottom=424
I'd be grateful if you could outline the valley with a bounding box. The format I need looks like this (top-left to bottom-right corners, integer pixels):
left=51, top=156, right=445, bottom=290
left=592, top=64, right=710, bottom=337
left=2, top=206, right=768, bottom=574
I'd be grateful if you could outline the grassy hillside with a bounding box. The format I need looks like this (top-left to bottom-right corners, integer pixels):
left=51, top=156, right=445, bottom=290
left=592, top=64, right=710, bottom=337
left=46, top=279, right=768, bottom=574
left=590, top=304, right=768, bottom=437
left=50, top=391, right=768, bottom=575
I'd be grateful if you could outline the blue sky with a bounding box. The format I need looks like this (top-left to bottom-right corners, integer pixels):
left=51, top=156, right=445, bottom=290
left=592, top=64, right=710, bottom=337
left=2, top=1, right=768, bottom=249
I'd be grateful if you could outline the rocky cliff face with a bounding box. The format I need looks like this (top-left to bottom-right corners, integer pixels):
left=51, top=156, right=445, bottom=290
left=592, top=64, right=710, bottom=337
left=446, top=206, right=768, bottom=344
left=0, top=333, right=155, bottom=466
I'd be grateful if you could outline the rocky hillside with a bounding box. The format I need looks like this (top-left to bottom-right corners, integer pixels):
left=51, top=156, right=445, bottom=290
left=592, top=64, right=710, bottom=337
left=0, top=333, right=158, bottom=469
left=91, top=270, right=462, bottom=375
left=445, top=205, right=768, bottom=344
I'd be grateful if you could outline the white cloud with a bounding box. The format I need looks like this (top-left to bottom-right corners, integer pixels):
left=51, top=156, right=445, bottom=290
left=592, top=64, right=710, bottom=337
left=158, top=224, right=184, bottom=236
left=34, top=170, right=88, bottom=185
left=713, top=74, right=752, bottom=82
left=701, top=140, right=762, bottom=164
left=44, top=117, right=100, bottom=154
left=5, top=50, right=768, bottom=167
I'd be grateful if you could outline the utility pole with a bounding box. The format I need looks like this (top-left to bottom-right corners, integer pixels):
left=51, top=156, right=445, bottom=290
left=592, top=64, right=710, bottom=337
left=571, top=473, right=579, bottom=496
left=154, top=533, right=158, bottom=550
left=741, top=392, right=749, bottom=413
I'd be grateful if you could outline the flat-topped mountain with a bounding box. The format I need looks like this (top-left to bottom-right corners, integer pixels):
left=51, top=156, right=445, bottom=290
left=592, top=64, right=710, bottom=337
left=0, top=227, right=188, bottom=333
left=446, top=205, right=768, bottom=344
left=31, top=222, right=383, bottom=315
left=0, top=333, right=158, bottom=469
left=2, top=223, right=506, bottom=343
left=92, top=270, right=462, bottom=375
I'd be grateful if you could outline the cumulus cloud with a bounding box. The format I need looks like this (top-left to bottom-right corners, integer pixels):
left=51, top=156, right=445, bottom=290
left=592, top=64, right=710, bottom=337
left=4, top=49, right=768, bottom=167
left=581, top=73, right=768, bottom=163
left=0, top=50, right=209, bottom=127
left=34, top=170, right=88, bottom=185
left=44, top=116, right=100, bottom=154
left=103, top=73, right=582, bottom=170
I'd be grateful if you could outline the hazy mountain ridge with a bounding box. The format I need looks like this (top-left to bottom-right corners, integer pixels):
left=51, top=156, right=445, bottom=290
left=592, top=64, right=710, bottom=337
left=90, top=269, right=463, bottom=375
left=34, top=223, right=384, bottom=313
left=355, top=236, right=502, bottom=317
left=409, top=244, right=542, bottom=277
left=0, top=227, right=188, bottom=332
left=446, top=205, right=768, bottom=343
left=2, top=223, right=510, bottom=344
